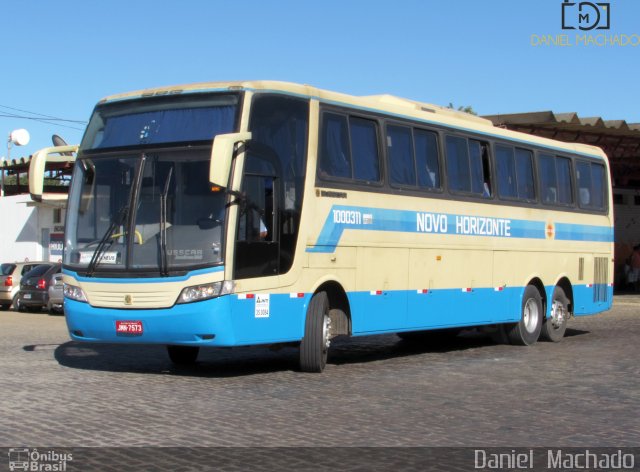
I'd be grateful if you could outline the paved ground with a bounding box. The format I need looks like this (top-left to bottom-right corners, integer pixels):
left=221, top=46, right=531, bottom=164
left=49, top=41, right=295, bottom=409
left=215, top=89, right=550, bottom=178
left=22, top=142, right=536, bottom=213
left=0, top=297, right=638, bottom=455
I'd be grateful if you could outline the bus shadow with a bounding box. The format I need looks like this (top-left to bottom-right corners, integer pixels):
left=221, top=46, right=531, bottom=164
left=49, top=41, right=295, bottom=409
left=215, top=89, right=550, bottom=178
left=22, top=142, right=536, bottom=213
left=52, top=341, right=300, bottom=378
left=50, top=328, right=590, bottom=377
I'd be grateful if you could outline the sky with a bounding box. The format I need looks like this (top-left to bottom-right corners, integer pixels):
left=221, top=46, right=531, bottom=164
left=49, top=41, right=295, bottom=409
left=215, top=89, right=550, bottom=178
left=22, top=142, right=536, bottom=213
left=1, top=0, right=639, bottom=158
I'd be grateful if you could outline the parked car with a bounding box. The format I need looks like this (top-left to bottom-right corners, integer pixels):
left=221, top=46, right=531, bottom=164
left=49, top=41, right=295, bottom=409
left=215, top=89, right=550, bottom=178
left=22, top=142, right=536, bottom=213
left=1, top=261, right=49, bottom=310
left=16, top=263, right=61, bottom=313
left=47, top=273, right=64, bottom=315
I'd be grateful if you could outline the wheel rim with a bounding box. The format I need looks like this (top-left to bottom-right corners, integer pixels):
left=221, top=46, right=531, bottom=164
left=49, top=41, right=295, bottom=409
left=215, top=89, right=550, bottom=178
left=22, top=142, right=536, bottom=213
left=550, top=300, right=566, bottom=329
left=322, top=313, right=331, bottom=352
left=523, top=298, right=540, bottom=333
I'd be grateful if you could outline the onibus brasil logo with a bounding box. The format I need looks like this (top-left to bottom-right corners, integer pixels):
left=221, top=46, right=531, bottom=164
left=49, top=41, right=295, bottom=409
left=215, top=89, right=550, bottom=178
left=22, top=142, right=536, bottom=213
left=8, top=448, right=73, bottom=471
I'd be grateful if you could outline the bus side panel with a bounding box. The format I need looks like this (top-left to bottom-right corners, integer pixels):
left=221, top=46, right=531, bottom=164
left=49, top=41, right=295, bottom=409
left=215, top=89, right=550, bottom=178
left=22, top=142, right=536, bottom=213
left=405, top=287, right=521, bottom=330
left=351, top=247, right=409, bottom=331
left=569, top=284, right=613, bottom=316
left=231, top=293, right=309, bottom=344
left=349, top=287, right=521, bottom=335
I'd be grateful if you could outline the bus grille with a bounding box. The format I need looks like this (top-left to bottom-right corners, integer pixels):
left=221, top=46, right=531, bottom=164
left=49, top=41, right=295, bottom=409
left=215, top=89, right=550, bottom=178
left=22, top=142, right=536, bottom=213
left=593, top=257, right=608, bottom=303
left=88, top=289, right=179, bottom=309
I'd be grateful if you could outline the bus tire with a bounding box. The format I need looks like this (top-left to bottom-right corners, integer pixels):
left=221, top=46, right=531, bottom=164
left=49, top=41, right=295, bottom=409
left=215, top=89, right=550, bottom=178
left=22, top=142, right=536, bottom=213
left=299, top=291, right=331, bottom=373
left=167, top=345, right=199, bottom=365
left=507, top=285, right=543, bottom=346
left=540, top=286, right=569, bottom=342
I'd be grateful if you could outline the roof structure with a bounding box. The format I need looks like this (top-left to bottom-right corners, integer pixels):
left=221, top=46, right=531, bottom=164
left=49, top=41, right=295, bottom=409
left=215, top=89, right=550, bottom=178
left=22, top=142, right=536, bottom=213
left=1, top=154, right=71, bottom=197
left=484, top=111, right=640, bottom=186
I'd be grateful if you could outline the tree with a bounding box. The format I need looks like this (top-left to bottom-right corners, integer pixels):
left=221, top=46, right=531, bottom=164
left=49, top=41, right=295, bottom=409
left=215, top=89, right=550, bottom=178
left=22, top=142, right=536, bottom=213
left=447, top=102, right=477, bottom=116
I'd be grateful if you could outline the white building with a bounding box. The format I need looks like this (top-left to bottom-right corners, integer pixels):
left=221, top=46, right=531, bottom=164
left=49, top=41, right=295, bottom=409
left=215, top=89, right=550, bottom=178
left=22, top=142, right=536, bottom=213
left=0, top=194, right=65, bottom=264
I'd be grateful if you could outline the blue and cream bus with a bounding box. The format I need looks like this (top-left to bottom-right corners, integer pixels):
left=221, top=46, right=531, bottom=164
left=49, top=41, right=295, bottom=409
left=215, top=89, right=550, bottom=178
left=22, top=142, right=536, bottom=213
left=30, top=81, right=613, bottom=372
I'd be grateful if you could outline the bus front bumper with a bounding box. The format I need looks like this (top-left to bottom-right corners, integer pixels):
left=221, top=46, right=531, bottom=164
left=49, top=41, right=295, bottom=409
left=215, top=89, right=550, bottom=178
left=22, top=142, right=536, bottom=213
left=65, top=296, right=238, bottom=346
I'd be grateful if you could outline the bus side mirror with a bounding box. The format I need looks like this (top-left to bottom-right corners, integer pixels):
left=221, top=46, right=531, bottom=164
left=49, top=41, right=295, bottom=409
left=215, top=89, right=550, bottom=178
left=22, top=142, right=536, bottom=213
left=210, top=132, right=252, bottom=189
left=29, top=145, right=78, bottom=202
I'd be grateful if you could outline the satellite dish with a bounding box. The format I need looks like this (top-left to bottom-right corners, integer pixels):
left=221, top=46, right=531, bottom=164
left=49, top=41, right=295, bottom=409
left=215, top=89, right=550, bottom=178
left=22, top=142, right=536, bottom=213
left=9, top=129, right=30, bottom=146
left=52, top=134, right=73, bottom=156
left=52, top=134, right=68, bottom=147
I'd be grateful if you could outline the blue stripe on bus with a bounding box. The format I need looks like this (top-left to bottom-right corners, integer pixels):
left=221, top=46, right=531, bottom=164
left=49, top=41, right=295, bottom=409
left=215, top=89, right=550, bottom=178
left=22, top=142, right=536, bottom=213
left=555, top=223, right=613, bottom=242
left=63, top=265, right=224, bottom=284
left=65, top=284, right=611, bottom=346
left=307, top=205, right=613, bottom=253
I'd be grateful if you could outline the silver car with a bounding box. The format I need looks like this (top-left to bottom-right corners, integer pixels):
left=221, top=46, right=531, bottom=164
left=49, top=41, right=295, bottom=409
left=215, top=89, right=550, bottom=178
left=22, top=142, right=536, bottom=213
left=47, top=273, right=64, bottom=315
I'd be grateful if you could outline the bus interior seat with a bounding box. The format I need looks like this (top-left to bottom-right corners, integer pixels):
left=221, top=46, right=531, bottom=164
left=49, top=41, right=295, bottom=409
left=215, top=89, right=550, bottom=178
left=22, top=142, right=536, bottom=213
left=579, top=188, right=590, bottom=206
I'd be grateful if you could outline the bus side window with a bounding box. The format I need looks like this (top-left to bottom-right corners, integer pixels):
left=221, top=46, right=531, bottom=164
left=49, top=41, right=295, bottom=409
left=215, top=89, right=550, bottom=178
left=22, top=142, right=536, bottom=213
left=469, top=140, right=492, bottom=198
left=539, top=154, right=558, bottom=204
left=350, top=117, right=380, bottom=183
left=319, top=113, right=351, bottom=179
left=414, top=129, right=440, bottom=190
left=496, top=144, right=517, bottom=199
left=577, top=161, right=606, bottom=210
left=515, top=148, right=535, bottom=201
left=387, top=125, right=416, bottom=187
left=556, top=156, right=574, bottom=205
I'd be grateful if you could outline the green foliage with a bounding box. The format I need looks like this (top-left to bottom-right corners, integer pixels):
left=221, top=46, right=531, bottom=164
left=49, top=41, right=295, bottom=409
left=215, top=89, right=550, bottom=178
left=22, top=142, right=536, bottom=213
left=447, top=102, right=477, bottom=116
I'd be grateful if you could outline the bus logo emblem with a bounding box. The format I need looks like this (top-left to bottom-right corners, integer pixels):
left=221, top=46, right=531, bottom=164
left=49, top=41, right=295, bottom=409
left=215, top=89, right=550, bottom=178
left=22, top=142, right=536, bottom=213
left=546, top=222, right=556, bottom=239
left=124, top=295, right=133, bottom=305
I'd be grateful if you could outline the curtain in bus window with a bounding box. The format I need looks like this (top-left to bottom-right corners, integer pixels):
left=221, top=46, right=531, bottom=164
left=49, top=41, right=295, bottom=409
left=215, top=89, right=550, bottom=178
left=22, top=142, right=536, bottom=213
left=496, top=145, right=517, bottom=199
left=320, top=114, right=351, bottom=179
left=387, top=125, right=415, bottom=186
left=556, top=157, right=573, bottom=204
left=576, top=161, right=592, bottom=208
left=446, top=135, right=470, bottom=192
left=95, top=107, right=236, bottom=148
left=539, top=154, right=557, bottom=204
left=414, top=129, right=440, bottom=189
left=350, top=117, right=380, bottom=182
left=469, top=140, right=485, bottom=195
left=515, top=148, right=535, bottom=200
left=591, top=163, right=605, bottom=209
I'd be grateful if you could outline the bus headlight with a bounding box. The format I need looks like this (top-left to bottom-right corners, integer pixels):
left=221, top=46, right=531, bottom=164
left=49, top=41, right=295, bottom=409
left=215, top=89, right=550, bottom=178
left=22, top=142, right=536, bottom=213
left=64, top=283, right=88, bottom=303
left=177, top=281, right=235, bottom=304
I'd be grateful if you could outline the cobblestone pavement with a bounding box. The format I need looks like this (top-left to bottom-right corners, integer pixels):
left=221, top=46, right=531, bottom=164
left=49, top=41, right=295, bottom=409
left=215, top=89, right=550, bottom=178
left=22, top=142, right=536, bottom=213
left=0, top=298, right=639, bottom=450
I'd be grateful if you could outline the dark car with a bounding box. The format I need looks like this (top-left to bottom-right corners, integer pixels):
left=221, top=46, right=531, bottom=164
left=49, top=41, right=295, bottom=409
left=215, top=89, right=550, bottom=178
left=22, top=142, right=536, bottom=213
left=16, top=263, right=62, bottom=313
left=1, top=261, right=49, bottom=310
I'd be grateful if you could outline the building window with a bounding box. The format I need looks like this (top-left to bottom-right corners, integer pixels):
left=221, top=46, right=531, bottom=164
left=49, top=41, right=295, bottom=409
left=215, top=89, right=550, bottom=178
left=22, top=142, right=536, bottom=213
left=53, top=208, right=62, bottom=224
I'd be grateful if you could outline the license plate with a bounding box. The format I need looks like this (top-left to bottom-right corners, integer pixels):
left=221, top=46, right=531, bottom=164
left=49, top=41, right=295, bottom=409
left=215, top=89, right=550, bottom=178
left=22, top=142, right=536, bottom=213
left=79, top=251, right=118, bottom=264
left=116, top=320, right=143, bottom=335
left=23, top=293, right=31, bottom=299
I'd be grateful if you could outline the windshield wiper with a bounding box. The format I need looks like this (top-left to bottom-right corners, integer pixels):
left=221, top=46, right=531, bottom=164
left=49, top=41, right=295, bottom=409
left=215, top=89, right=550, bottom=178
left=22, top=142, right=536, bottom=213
left=86, top=205, right=129, bottom=277
left=159, top=167, right=174, bottom=276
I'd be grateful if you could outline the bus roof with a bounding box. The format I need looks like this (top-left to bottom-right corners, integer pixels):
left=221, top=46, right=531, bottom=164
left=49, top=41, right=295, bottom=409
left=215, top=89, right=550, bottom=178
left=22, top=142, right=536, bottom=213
left=100, top=80, right=607, bottom=161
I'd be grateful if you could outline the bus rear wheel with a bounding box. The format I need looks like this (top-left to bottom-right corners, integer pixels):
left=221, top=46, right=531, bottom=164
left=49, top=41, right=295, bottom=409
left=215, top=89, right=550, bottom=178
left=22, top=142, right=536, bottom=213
left=167, top=345, right=200, bottom=365
left=299, top=291, right=331, bottom=373
left=540, top=286, right=569, bottom=342
left=507, top=285, right=543, bottom=346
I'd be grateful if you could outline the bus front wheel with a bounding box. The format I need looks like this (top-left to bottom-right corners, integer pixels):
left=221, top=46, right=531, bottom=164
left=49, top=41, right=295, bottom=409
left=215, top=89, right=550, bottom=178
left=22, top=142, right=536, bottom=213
left=167, top=345, right=200, bottom=365
left=507, top=285, right=543, bottom=346
left=299, top=291, right=331, bottom=373
left=540, top=286, right=569, bottom=342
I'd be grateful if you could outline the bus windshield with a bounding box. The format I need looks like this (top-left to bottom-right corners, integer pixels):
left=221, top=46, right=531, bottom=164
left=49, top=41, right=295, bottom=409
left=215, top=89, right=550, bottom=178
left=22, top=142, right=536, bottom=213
left=64, top=92, right=241, bottom=276
left=65, top=149, right=227, bottom=275
left=81, top=93, right=239, bottom=150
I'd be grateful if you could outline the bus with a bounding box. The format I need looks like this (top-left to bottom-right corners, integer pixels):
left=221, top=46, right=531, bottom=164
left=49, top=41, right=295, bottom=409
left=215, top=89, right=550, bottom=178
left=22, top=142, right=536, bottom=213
left=30, top=81, right=613, bottom=372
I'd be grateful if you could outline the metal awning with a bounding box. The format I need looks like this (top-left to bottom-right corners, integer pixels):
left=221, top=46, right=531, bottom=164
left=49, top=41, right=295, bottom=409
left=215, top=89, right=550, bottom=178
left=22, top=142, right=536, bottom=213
left=483, top=111, right=640, bottom=186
